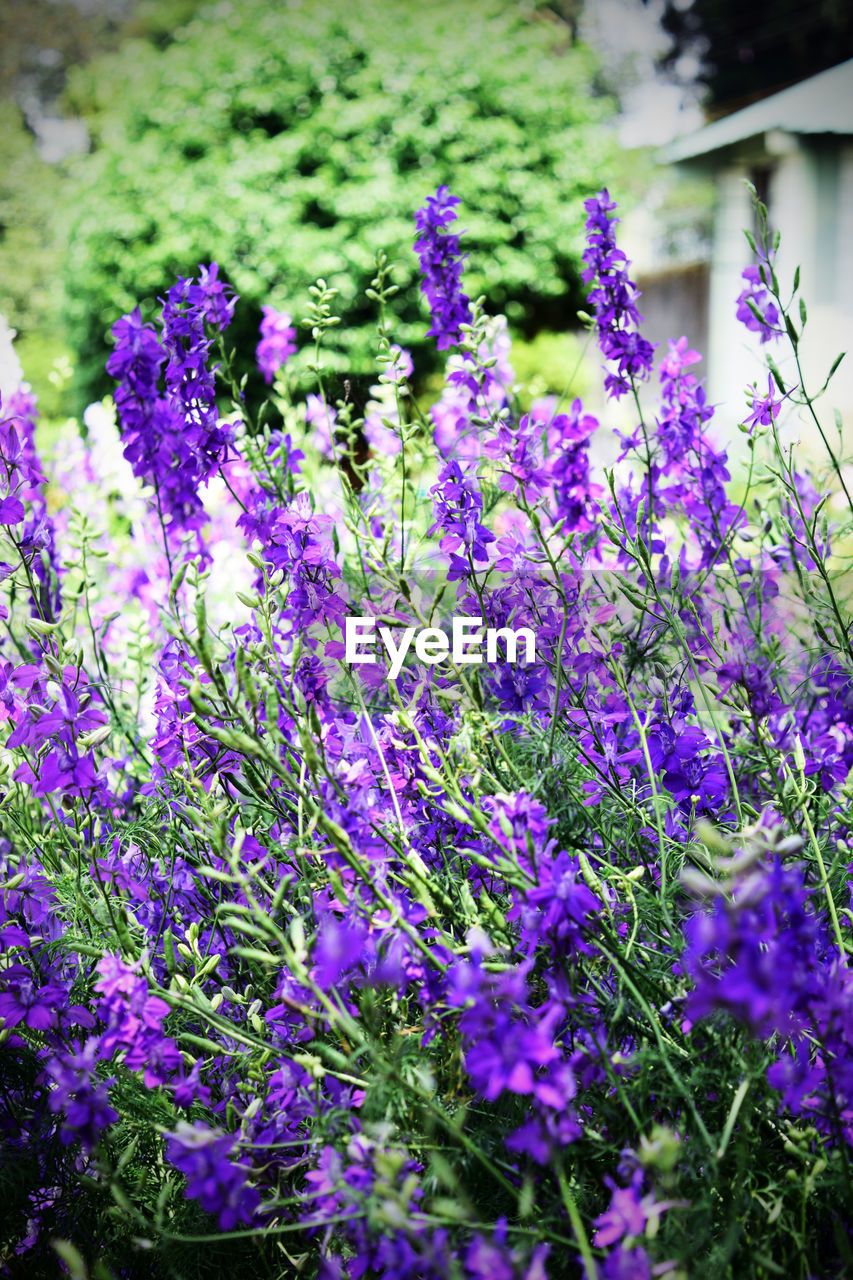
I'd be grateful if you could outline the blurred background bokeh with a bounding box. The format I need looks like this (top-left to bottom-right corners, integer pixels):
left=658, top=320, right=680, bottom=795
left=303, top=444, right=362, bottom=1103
left=1, top=0, right=852, bottom=436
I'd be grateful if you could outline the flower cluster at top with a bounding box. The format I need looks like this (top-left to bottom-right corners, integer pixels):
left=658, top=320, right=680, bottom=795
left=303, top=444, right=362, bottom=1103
left=582, top=189, right=656, bottom=398
left=107, top=263, right=236, bottom=533
left=2, top=184, right=853, bottom=1280
left=736, top=257, right=781, bottom=343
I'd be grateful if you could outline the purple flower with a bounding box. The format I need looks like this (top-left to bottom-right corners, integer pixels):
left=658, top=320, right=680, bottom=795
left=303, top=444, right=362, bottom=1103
left=716, top=657, right=781, bottom=720
left=160, top=268, right=233, bottom=471
left=593, top=1171, right=650, bottom=1247
left=44, top=1040, right=118, bottom=1151
left=428, top=460, right=494, bottom=567
left=0, top=388, right=61, bottom=618
left=683, top=835, right=823, bottom=1036
left=485, top=791, right=552, bottom=853
left=582, top=189, right=655, bottom=398
left=491, top=662, right=549, bottom=721
left=485, top=412, right=547, bottom=500
left=0, top=494, right=25, bottom=524
left=510, top=849, right=602, bottom=958
left=108, top=264, right=236, bottom=531
left=172, top=1060, right=212, bottom=1110
left=736, top=259, right=781, bottom=343
left=744, top=374, right=789, bottom=432
left=449, top=960, right=574, bottom=1112
left=0, top=964, right=67, bottom=1031
left=94, top=954, right=182, bottom=1087
left=463, top=1009, right=561, bottom=1100
left=256, top=305, right=297, bottom=383
left=305, top=393, right=338, bottom=459
left=165, top=1121, right=261, bottom=1230
left=599, top=1244, right=653, bottom=1280
left=548, top=400, right=599, bottom=531
left=414, top=185, right=472, bottom=351
left=311, top=914, right=368, bottom=988
left=659, top=335, right=701, bottom=379
left=643, top=712, right=727, bottom=811
left=465, top=1222, right=549, bottom=1280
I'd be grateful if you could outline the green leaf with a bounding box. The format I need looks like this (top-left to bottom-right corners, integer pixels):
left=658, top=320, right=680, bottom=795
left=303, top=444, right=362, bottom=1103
left=766, top=355, right=787, bottom=394
left=827, top=351, right=846, bottom=382
left=51, top=1242, right=88, bottom=1280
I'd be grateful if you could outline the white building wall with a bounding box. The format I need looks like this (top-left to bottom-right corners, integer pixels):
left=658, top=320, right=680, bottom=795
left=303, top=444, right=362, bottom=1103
left=765, top=141, right=821, bottom=465
left=705, top=138, right=853, bottom=474
left=771, top=139, right=853, bottom=473
left=706, top=165, right=761, bottom=460
left=807, top=142, right=853, bottom=459
left=837, top=143, right=853, bottom=321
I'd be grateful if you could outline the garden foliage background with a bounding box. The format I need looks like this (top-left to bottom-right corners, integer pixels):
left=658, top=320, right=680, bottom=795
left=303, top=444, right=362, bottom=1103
left=2, top=2, right=853, bottom=1279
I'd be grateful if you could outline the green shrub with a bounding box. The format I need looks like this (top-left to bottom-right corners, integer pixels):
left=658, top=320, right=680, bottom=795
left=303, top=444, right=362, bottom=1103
left=62, top=0, right=614, bottom=405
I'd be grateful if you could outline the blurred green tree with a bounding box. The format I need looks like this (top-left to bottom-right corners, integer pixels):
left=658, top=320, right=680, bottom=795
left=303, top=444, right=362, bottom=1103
left=0, top=103, right=64, bottom=339
left=61, top=0, right=615, bottom=404
left=0, top=0, right=211, bottom=411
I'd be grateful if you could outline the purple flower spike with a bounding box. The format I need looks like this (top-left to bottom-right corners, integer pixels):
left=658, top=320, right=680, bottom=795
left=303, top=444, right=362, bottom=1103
left=256, top=305, right=297, bottom=383
left=108, top=264, right=236, bottom=531
left=582, top=189, right=655, bottom=399
left=414, top=185, right=472, bottom=351
left=736, top=258, right=781, bottom=343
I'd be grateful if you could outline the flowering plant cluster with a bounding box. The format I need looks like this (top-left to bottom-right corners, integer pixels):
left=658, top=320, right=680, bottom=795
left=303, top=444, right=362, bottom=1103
left=1, top=183, right=853, bottom=1280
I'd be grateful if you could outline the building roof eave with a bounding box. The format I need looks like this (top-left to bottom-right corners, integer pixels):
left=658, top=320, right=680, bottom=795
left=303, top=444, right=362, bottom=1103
left=660, top=58, right=853, bottom=165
